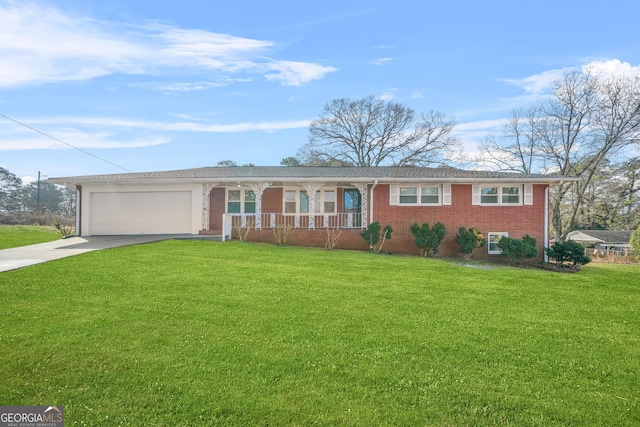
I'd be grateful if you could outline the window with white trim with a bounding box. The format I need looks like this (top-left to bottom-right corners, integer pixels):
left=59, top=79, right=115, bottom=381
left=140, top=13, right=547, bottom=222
left=488, top=232, right=509, bottom=254
left=391, top=185, right=444, bottom=205
left=479, top=185, right=521, bottom=205
left=227, top=189, right=256, bottom=213
left=283, top=189, right=337, bottom=214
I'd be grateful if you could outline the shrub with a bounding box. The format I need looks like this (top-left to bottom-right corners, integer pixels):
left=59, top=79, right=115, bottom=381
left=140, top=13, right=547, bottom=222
left=497, top=234, right=538, bottom=265
left=545, top=240, right=591, bottom=270
left=410, top=222, right=446, bottom=257
left=273, top=224, right=294, bottom=245
left=54, top=221, right=75, bottom=237
left=631, top=225, right=640, bottom=262
left=233, top=216, right=254, bottom=242
left=325, top=228, right=342, bottom=250
left=455, top=227, right=486, bottom=260
left=361, top=221, right=393, bottom=253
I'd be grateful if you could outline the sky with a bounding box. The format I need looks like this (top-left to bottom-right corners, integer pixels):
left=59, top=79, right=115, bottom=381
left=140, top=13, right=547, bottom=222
left=1, top=0, right=639, bottom=183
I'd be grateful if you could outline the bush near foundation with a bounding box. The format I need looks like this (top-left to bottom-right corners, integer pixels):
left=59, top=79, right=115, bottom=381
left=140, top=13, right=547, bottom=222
left=410, top=222, right=446, bottom=257
left=545, top=240, right=591, bottom=270
left=497, top=234, right=538, bottom=265
left=455, top=227, right=486, bottom=260
left=361, top=221, right=393, bottom=253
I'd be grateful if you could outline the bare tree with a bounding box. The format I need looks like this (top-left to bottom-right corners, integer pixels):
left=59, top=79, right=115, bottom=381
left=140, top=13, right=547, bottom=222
left=478, top=107, right=542, bottom=174
left=298, top=95, right=458, bottom=167
left=480, top=71, right=640, bottom=241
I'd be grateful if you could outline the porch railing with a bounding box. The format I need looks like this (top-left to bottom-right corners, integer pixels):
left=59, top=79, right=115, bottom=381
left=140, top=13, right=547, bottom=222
left=222, top=212, right=363, bottom=240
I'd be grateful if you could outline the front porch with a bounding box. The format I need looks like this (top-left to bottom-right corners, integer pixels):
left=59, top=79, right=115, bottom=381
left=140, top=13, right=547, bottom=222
left=199, top=182, right=371, bottom=239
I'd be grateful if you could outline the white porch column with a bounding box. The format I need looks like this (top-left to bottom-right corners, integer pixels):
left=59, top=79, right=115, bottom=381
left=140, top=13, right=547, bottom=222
left=246, top=182, right=271, bottom=230
left=201, top=183, right=218, bottom=230
left=351, top=182, right=369, bottom=228
left=303, top=182, right=323, bottom=229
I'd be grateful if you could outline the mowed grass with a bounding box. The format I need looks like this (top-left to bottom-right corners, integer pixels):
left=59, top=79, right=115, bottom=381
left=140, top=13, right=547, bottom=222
left=0, top=225, right=61, bottom=249
left=1, top=240, right=638, bottom=426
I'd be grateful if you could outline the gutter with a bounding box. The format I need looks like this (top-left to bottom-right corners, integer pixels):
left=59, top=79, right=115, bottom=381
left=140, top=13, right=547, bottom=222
left=544, top=186, right=549, bottom=263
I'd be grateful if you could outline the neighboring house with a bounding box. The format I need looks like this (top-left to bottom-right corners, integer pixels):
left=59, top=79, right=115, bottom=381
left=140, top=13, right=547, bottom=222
left=566, top=230, right=633, bottom=251
left=49, top=166, right=574, bottom=260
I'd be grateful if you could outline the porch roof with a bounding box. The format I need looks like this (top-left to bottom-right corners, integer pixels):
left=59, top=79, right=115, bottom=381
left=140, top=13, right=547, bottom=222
left=49, top=166, right=576, bottom=186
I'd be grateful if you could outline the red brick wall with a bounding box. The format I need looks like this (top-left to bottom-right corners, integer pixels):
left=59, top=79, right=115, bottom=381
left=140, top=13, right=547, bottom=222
left=209, top=188, right=226, bottom=234
left=371, top=184, right=547, bottom=260
left=238, top=228, right=368, bottom=251
left=262, top=188, right=282, bottom=213
left=215, top=183, right=549, bottom=261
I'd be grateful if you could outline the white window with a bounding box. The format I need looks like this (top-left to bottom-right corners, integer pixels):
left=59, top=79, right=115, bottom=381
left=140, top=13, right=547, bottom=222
left=488, top=232, right=509, bottom=254
left=475, top=185, right=522, bottom=205
left=501, top=186, right=521, bottom=204
left=421, top=186, right=440, bottom=204
left=391, top=185, right=445, bottom=205
left=283, top=188, right=337, bottom=214
left=399, top=187, right=418, bottom=204
left=227, top=189, right=256, bottom=214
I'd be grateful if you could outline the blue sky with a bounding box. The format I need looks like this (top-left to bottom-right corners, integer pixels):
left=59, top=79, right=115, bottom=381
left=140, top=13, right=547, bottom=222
left=1, top=0, right=639, bottom=183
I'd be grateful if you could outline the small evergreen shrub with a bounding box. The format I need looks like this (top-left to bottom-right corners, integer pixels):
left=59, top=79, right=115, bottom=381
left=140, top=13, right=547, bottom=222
left=455, top=227, right=486, bottom=260
left=361, top=221, right=393, bottom=253
left=497, top=234, right=538, bottom=265
left=410, top=222, right=446, bottom=257
left=545, top=240, right=591, bottom=270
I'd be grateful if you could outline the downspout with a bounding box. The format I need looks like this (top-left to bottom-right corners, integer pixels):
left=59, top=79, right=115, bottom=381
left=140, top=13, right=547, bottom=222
left=75, top=185, right=82, bottom=236
left=369, top=180, right=378, bottom=226
left=544, top=186, right=549, bottom=263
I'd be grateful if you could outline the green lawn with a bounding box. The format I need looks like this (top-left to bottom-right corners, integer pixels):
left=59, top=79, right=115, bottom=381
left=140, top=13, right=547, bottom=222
left=0, top=225, right=61, bottom=249
left=1, top=240, right=638, bottom=426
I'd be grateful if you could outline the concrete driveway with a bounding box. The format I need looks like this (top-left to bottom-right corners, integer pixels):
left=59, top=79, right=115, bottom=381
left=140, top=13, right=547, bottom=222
left=0, top=235, right=196, bottom=272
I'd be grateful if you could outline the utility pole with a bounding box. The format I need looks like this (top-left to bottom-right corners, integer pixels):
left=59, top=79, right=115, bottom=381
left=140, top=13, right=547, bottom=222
left=37, top=171, right=41, bottom=213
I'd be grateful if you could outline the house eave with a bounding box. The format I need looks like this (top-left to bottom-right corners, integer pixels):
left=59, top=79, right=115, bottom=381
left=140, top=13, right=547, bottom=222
left=48, top=176, right=575, bottom=186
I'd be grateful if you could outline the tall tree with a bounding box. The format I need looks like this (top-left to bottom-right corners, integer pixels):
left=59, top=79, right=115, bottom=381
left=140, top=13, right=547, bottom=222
left=298, top=95, right=458, bottom=167
left=480, top=71, right=640, bottom=240
left=280, top=156, right=302, bottom=167
left=0, top=167, right=23, bottom=213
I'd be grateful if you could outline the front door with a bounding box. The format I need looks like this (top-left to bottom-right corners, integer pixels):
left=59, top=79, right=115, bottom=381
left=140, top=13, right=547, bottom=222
left=343, top=189, right=362, bottom=227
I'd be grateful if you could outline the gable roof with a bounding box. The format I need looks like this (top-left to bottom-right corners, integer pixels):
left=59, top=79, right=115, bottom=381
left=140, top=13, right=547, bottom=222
left=48, top=166, right=576, bottom=185
left=566, top=230, right=633, bottom=244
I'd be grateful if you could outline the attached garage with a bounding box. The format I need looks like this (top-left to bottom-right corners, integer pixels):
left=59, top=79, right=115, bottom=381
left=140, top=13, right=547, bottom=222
left=89, top=191, right=193, bottom=235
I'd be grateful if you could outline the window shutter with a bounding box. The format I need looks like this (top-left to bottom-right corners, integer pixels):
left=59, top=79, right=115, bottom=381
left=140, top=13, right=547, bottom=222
left=389, top=185, right=399, bottom=205
left=524, top=184, right=533, bottom=205
left=472, top=185, right=481, bottom=205
left=442, top=184, right=452, bottom=205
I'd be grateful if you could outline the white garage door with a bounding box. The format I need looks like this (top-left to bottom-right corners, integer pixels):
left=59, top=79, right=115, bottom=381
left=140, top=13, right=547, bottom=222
left=90, top=191, right=192, bottom=235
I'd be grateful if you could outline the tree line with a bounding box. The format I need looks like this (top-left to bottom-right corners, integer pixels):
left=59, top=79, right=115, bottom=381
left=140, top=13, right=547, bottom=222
left=0, top=168, right=75, bottom=221
left=276, top=70, right=639, bottom=240
left=3, top=69, right=639, bottom=239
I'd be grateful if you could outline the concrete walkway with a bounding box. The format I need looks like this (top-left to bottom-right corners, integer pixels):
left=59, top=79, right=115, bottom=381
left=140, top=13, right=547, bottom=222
left=0, top=235, right=210, bottom=272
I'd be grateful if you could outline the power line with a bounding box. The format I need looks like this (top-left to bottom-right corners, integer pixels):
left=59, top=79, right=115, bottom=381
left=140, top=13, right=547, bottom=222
left=0, top=113, right=133, bottom=173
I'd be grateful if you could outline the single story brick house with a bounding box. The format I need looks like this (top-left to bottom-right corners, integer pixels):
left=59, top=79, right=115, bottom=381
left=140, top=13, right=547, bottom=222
left=49, top=166, right=574, bottom=260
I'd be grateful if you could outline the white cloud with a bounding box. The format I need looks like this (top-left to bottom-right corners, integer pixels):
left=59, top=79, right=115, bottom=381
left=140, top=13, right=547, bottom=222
left=0, top=129, right=170, bottom=151
left=130, top=81, right=231, bottom=93
left=264, top=60, right=338, bottom=86
left=369, top=57, right=392, bottom=65
left=500, top=59, right=640, bottom=96
left=0, top=2, right=336, bottom=88
left=500, top=68, right=570, bottom=95
left=582, top=59, right=640, bottom=78
left=0, top=115, right=311, bottom=151
left=379, top=91, right=395, bottom=101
